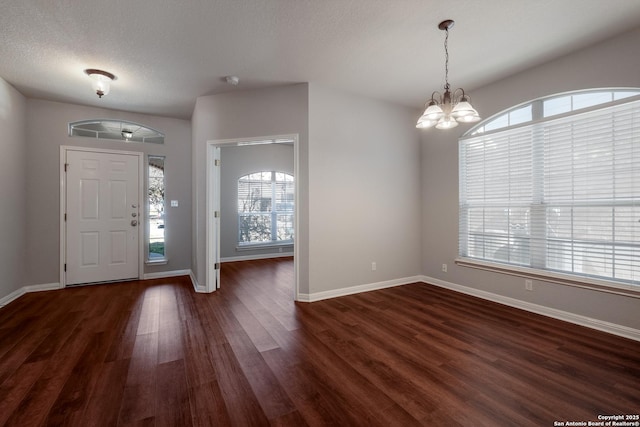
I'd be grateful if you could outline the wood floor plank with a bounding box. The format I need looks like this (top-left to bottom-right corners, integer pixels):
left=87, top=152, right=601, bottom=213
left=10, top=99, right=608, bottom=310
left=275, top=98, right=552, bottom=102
left=0, top=360, right=47, bottom=426
left=156, top=359, right=193, bottom=427
left=0, top=258, right=638, bottom=426
left=187, top=380, right=233, bottom=427
left=117, top=331, right=159, bottom=425
left=212, top=295, right=297, bottom=421
left=79, top=358, right=131, bottom=427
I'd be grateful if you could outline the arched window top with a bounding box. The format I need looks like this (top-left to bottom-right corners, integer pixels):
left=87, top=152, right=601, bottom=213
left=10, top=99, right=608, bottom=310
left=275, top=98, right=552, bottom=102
left=69, top=119, right=165, bottom=144
left=464, top=88, right=640, bottom=137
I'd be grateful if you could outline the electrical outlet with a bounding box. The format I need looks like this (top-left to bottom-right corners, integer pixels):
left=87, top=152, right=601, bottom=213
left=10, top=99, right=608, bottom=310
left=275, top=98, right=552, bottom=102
left=442, top=263, right=448, bottom=273
left=525, top=279, right=533, bottom=291
left=372, top=262, right=377, bottom=271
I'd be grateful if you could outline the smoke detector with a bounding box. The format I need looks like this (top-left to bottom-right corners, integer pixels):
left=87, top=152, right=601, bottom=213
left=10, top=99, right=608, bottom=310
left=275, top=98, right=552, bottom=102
left=225, top=75, right=240, bottom=86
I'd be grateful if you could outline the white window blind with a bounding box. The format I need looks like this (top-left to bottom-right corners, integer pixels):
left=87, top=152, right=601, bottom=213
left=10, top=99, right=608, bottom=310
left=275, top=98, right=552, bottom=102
left=459, top=97, right=640, bottom=287
left=238, top=171, right=294, bottom=244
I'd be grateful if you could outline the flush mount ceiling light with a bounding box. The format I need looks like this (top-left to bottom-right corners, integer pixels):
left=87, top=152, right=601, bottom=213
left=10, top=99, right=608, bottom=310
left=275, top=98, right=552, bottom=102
left=416, top=20, right=480, bottom=130
left=84, top=69, right=116, bottom=98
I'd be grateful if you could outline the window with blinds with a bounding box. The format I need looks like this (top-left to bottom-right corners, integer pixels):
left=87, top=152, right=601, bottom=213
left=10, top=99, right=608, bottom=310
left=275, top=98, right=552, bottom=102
left=238, top=171, right=294, bottom=245
left=459, top=89, right=640, bottom=288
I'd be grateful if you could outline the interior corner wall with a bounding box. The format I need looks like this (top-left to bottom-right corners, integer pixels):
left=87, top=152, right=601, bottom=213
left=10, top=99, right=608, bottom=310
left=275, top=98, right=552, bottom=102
left=421, top=27, right=640, bottom=330
left=0, top=78, right=27, bottom=300
left=191, top=84, right=310, bottom=293
left=220, top=143, right=294, bottom=259
left=24, top=99, right=192, bottom=286
left=307, top=84, right=422, bottom=295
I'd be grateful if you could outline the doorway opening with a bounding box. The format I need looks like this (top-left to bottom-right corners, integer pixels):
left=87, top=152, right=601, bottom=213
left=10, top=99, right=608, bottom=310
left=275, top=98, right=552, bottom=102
left=206, top=135, right=300, bottom=300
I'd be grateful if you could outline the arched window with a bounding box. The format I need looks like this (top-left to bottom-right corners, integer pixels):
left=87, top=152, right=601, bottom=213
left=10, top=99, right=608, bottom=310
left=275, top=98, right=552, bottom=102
left=458, top=89, right=640, bottom=291
left=238, top=171, right=294, bottom=245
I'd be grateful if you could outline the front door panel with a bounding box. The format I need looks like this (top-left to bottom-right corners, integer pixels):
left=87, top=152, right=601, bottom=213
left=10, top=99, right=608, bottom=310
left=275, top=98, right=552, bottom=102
left=66, top=150, right=140, bottom=285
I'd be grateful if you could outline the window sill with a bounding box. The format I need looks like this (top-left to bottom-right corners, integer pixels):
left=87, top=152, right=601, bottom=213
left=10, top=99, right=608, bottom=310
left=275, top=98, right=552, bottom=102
left=145, top=258, right=168, bottom=266
left=455, top=257, right=640, bottom=299
left=236, top=242, right=294, bottom=252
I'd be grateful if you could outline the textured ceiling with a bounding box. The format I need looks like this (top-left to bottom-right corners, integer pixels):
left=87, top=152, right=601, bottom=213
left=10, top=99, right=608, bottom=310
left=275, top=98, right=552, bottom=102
left=2, top=0, right=640, bottom=119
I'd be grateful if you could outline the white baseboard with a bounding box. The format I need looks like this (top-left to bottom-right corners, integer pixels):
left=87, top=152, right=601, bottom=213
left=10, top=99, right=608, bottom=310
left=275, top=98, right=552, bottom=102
left=189, top=270, right=207, bottom=293
left=145, top=269, right=206, bottom=294
left=0, top=282, right=61, bottom=308
left=421, top=275, right=640, bottom=342
left=221, top=253, right=293, bottom=263
left=297, top=276, right=423, bottom=303
left=143, top=269, right=192, bottom=280
left=0, top=270, right=206, bottom=308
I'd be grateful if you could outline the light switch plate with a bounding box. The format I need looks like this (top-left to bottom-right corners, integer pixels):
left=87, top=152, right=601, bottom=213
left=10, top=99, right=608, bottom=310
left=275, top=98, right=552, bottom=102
left=171, top=200, right=178, bottom=207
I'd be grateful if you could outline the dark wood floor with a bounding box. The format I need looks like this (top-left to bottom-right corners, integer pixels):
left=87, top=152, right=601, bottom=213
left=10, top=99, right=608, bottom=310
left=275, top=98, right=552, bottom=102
left=1, top=258, right=639, bottom=426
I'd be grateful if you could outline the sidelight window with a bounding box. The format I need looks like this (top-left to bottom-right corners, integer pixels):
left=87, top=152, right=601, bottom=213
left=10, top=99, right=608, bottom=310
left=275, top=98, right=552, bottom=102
left=147, top=156, right=166, bottom=262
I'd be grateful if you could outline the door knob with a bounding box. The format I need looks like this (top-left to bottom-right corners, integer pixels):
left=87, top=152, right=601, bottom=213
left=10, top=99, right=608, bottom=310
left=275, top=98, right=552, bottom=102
left=131, top=220, right=138, bottom=226
left=131, top=213, right=137, bottom=217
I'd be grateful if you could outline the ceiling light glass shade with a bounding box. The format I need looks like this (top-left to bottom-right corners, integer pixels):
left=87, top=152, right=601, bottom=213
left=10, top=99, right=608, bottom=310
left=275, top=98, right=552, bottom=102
left=435, top=116, right=459, bottom=129
left=416, top=117, right=438, bottom=129
left=422, top=102, right=445, bottom=121
left=451, top=100, right=477, bottom=118
left=89, top=74, right=111, bottom=97
left=456, top=110, right=481, bottom=123
left=416, top=100, right=445, bottom=128
left=85, top=69, right=116, bottom=98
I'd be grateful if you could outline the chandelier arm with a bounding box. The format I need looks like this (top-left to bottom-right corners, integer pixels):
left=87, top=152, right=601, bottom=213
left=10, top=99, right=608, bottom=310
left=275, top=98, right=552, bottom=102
left=452, top=87, right=465, bottom=102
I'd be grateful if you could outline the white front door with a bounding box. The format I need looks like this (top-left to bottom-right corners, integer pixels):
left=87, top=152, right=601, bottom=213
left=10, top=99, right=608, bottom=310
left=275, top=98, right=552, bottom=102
left=65, top=149, right=141, bottom=285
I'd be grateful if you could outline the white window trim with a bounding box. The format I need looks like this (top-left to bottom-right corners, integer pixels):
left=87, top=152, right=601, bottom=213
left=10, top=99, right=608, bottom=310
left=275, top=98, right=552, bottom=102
left=236, top=241, right=294, bottom=251
left=465, top=88, right=640, bottom=138
left=455, top=257, right=640, bottom=299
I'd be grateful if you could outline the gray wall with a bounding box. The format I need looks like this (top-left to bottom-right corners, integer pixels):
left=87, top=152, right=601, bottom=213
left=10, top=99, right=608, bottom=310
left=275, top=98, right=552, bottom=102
left=421, top=27, right=640, bottom=329
left=220, top=143, right=294, bottom=259
left=192, top=83, right=421, bottom=297
left=0, top=77, right=27, bottom=298
left=191, top=84, right=310, bottom=292
left=25, top=99, right=192, bottom=286
left=308, top=84, right=422, bottom=294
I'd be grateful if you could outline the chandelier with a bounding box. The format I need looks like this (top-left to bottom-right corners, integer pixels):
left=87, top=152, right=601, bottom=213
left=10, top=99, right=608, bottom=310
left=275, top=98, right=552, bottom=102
left=416, top=20, right=480, bottom=129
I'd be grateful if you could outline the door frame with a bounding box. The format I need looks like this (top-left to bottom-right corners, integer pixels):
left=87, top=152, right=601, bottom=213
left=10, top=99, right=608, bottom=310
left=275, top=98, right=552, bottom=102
left=59, top=146, right=145, bottom=287
left=206, top=134, right=300, bottom=300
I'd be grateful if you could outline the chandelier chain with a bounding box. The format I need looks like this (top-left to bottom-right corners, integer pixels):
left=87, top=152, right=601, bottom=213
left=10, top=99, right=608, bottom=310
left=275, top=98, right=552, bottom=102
left=444, top=28, right=450, bottom=90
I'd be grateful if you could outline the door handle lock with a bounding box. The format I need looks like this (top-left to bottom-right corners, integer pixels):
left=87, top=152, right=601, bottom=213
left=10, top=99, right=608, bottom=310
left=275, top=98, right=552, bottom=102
left=131, top=220, right=138, bottom=226
left=131, top=213, right=137, bottom=217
